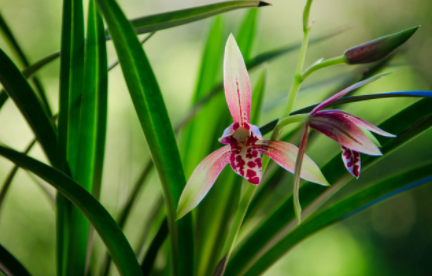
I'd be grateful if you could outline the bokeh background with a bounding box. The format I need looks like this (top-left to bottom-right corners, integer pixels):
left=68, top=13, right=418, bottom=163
left=0, top=0, right=431, bottom=275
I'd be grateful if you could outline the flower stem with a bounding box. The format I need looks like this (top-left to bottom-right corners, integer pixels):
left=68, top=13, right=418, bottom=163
left=301, top=55, right=345, bottom=81
left=271, top=114, right=309, bottom=140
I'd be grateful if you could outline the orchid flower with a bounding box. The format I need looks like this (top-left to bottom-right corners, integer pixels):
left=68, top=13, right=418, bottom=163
left=292, top=74, right=396, bottom=222
left=177, top=35, right=328, bottom=220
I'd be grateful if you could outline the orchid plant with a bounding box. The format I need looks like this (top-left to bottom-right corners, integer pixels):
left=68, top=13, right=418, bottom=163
left=0, top=0, right=431, bottom=276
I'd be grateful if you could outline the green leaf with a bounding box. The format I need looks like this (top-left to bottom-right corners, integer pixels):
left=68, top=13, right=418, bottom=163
left=0, top=11, right=52, bottom=116
left=242, top=163, right=432, bottom=275
left=0, top=140, right=36, bottom=219
left=0, top=243, right=32, bottom=276
left=0, top=145, right=142, bottom=276
left=101, top=160, right=154, bottom=276
left=227, top=97, right=432, bottom=276
left=236, top=9, right=259, bottom=59
left=250, top=68, right=267, bottom=125
left=141, top=219, right=169, bottom=275
left=67, top=1, right=108, bottom=275
left=0, top=48, right=57, bottom=165
left=129, top=1, right=269, bottom=35
left=94, top=0, right=194, bottom=274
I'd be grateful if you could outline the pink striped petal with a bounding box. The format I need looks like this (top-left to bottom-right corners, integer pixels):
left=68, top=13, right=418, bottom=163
left=224, top=34, right=251, bottom=125
left=177, top=145, right=231, bottom=219
left=341, top=146, right=361, bottom=178
left=255, top=140, right=328, bottom=186
left=310, top=73, right=389, bottom=115
left=309, top=111, right=382, bottom=156
left=320, top=110, right=396, bottom=137
left=229, top=141, right=262, bottom=185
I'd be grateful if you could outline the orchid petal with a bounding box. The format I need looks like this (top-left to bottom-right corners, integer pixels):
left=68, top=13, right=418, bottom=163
left=224, top=34, right=251, bottom=125
left=255, top=140, right=329, bottom=186
left=310, top=73, right=390, bottom=115
left=177, top=145, right=231, bottom=219
left=219, top=123, right=236, bottom=144
left=309, top=111, right=382, bottom=156
left=341, top=146, right=361, bottom=178
left=229, top=139, right=262, bottom=185
left=249, top=123, right=263, bottom=140
left=321, top=110, right=396, bottom=137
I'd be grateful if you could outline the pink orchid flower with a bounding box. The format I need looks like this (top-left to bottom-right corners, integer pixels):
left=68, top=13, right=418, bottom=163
left=292, top=74, right=396, bottom=223
left=177, top=35, right=328, bottom=220
left=307, top=75, right=396, bottom=178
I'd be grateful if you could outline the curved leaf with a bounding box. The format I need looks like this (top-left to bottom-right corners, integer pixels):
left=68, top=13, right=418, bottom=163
left=129, top=1, right=269, bottom=35
left=0, top=145, right=142, bottom=276
left=94, top=0, right=194, bottom=274
left=243, top=163, right=432, bottom=275
left=0, top=244, right=32, bottom=276
left=141, top=219, right=168, bottom=276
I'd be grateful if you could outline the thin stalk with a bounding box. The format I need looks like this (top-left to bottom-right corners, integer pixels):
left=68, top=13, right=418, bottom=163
left=271, top=114, right=308, bottom=140
left=301, top=55, right=345, bottom=80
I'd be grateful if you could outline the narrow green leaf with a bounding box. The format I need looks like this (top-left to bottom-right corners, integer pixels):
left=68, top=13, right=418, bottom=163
left=101, top=160, right=154, bottom=276
left=94, top=0, right=194, bottom=274
left=0, top=48, right=57, bottom=164
left=141, top=219, right=169, bottom=276
left=236, top=9, right=259, bottom=59
left=129, top=1, right=269, bottom=35
left=0, top=140, right=36, bottom=219
left=0, top=11, right=52, bottom=116
left=227, top=97, right=432, bottom=276
left=0, top=243, right=32, bottom=276
left=243, top=163, right=432, bottom=275
left=67, top=1, right=108, bottom=275
left=250, top=68, right=267, bottom=125
left=0, top=145, right=142, bottom=276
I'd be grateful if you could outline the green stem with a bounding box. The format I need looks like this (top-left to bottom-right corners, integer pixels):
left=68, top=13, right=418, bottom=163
left=271, top=114, right=309, bottom=140
left=301, top=55, right=345, bottom=81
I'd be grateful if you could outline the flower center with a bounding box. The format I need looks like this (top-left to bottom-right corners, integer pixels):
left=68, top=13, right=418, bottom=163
left=233, top=127, right=250, bottom=142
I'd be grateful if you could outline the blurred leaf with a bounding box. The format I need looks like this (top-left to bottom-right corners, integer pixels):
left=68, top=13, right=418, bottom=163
left=101, top=160, right=154, bottom=276
left=95, top=0, right=194, bottom=274
left=0, top=11, right=52, bottom=116
left=174, top=27, right=348, bottom=132
left=236, top=9, right=258, bottom=59
left=0, top=140, right=36, bottom=219
left=0, top=243, right=32, bottom=276
left=141, top=219, right=169, bottom=276
left=68, top=1, right=108, bottom=275
left=241, top=163, right=432, bottom=275
left=0, top=145, right=142, bottom=276
left=227, top=97, right=432, bottom=276
left=129, top=1, right=269, bottom=35
left=0, top=48, right=57, bottom=164
left=250, top=68, right=267, bottom=125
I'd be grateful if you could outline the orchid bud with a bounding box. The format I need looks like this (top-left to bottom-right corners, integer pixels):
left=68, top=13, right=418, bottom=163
left=344, top=26, right=419, bottom=64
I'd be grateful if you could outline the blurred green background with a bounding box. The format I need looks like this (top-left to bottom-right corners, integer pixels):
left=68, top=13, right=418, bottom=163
left=0, top=0, right=431, bottom=275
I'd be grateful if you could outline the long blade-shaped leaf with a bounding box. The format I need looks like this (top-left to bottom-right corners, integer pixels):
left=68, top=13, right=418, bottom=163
left=95, top=0, right=194, bottom=274
left=0, top=145, right=142, bottom=276
left=129, top=1, right=269, bottom=35
left=228, top=97, right=432, bottom=276
left=0, top=244, right=32, bottom=276
left=242, top=163, right=432, bottom=275
left=141, top=219, right=169, bottom=275
left=68, top=1, right=108, bottom=275
left=0, top=12, right=52, bottom=116
left=58, top=0, right=86, bottom=274
left=0, top=140, right=36, bottom=218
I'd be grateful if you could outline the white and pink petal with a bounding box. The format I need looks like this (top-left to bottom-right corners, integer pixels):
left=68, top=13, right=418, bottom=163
left=177, top=145, right=231, bottom=219
left=224, top=34, right=251, bottom=126
left=255, top=140, right=329, bottom=186
left=341, top=146, right=361, bottom=178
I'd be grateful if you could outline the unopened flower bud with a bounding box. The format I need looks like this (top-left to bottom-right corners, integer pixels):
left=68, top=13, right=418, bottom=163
left=344, top=26, right=419, bottom=64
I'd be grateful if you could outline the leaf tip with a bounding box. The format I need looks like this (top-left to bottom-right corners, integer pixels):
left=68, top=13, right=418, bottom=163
left=258, top=1, right=272, bottom=7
